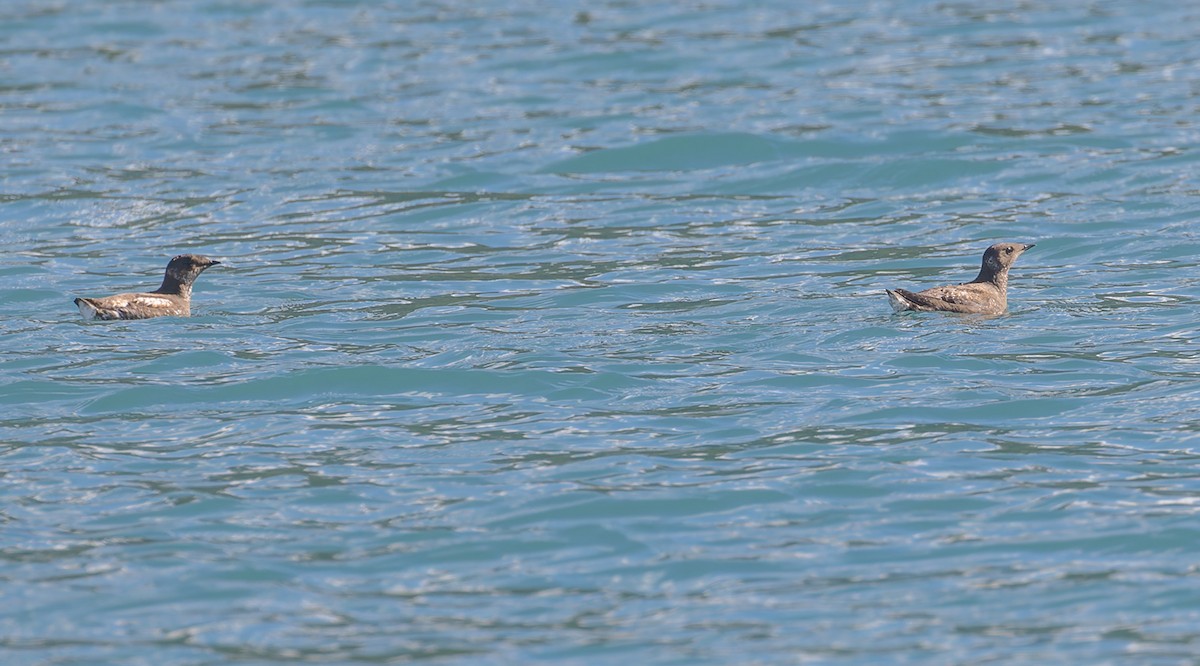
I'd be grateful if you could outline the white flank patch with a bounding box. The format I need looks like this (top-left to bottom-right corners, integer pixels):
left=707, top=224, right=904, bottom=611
left=131, top=295, right=176, bottom=309
left=75, top=299, right=100, bottom=320
left=887, top=290, right=914, bottom=312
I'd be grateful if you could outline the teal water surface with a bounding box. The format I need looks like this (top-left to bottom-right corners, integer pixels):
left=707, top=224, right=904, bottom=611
left=4, top=1, right=1200, bottom=664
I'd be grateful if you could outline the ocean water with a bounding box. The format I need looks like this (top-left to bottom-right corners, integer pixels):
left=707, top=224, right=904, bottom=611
left=4, top=1, right=1200, bottom=663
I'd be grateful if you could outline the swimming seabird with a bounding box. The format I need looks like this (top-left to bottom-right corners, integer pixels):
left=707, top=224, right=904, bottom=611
left=74, top=254, right=221, bottom=320
left=886, top=242, right=1034, bottom=315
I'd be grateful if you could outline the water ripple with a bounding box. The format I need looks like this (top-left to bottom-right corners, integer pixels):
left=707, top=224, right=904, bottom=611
left=5, top=0, right=1200, bottom=663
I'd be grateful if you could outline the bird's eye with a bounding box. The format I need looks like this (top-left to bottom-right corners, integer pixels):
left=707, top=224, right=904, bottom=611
left=1004, top=247, right=1013, bottom=254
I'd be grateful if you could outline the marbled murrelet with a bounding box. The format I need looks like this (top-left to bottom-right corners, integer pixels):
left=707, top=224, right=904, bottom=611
left=886, top=243, right=1034, bottom=315
left=74, top=254, right=221, bottom=320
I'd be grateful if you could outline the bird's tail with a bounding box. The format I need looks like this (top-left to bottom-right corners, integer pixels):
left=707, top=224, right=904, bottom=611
left=885, top=289, right=915, bottom=312
left=74, top=297, right=99, bottom=320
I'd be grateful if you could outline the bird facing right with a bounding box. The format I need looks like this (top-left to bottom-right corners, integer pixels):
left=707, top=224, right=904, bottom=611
left=74, top=254, right=221, bottom=320
left=886, top=242, right=1035, bottom=315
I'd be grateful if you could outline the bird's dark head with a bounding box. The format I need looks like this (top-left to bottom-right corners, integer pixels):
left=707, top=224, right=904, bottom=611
left=981, top=242, right=1034, bottom=275
left=165, top=254, right=221, bottom=285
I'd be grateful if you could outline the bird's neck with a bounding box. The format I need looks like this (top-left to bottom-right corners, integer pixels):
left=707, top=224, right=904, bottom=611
left=155, top=274, right=191, bottom=298
left=971, top=267, right=1008, bottom=289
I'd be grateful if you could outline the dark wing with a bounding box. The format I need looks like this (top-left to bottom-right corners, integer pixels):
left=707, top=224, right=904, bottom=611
left=891, top=288, right=989, bottom=314
left=77, top=293, right=182, bottom=320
